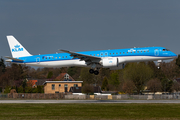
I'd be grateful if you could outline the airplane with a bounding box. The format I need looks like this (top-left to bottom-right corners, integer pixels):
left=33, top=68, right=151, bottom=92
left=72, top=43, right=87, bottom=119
left=5, top=35, right=177, bottom=75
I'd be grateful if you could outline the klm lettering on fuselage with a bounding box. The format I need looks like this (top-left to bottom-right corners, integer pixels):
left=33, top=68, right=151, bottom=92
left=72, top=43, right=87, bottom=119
left=12, top=45, right=23, bottom=52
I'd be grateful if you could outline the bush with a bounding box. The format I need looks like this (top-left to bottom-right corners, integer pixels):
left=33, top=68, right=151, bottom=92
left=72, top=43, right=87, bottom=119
left=4, top=86, right=11, bottom=93
left=82, top=84, right=94, bottom=95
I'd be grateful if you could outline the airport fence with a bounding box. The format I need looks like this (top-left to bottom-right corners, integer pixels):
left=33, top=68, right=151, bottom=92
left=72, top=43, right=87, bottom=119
left=0, top=93, right=180, bottom=100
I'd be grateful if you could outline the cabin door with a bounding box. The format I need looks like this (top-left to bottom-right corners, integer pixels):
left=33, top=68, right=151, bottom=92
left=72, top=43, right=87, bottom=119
left=154, top=49, right=159, bottom=56
left=36, top=57, right=40, bottom=64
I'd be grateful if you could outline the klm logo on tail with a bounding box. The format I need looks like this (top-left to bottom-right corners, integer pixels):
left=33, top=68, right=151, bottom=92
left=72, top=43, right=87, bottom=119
left=12, top=45, right=23, bottom=52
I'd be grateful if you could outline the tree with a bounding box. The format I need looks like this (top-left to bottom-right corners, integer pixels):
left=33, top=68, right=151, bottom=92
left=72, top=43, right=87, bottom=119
left=47, top=71, right=53, bottom=79
left=18, top=86, right=24, bottom=93
left=147, top=61, right=165, bottom=80
left=81, top=84, right=94, bottom=95
left=101, top=77, right=109, bottom=91
left=160, top=59, right=179, bottom=80
left=171, top=81, right=180, bottom=92
left=122, top=80, right=135, bottom=94
left=123, top=62, right=154, bottom=94
left=0, top=57, right=6, bottom=76
left=67, top=67, right=81, bottom=80
left=161, top=78, right=173, bottom=92
left=37, top=86, right=44, bottom=93
left=176, top=54, right=180, bottom=68
left=109, top=72, right=120, bottom=90
left=25, top=86, right=33, bottom=93
left=79, top=68, right=95, bottom=84
left=22, top=79, right=27, bottom=93
left=147, top=78, right=162, bottom=94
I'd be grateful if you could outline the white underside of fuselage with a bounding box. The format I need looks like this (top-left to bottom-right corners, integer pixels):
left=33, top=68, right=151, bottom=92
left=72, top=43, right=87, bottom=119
left=13, top=56, right=175, bottom=68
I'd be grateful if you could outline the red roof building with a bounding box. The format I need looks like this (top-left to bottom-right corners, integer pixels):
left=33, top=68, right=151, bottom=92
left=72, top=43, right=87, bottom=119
left=27, top=80, right=38, bottom=88
left=55, top=73, right=75, bottom=81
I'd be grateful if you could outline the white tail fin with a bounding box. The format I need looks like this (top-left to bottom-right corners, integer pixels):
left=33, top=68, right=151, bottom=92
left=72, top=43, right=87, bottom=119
left=7, top=35, right=32, bottom=58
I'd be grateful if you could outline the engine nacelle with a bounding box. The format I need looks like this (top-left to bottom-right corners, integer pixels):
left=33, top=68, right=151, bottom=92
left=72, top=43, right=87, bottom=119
left=100, top=57, right=118, bottom=68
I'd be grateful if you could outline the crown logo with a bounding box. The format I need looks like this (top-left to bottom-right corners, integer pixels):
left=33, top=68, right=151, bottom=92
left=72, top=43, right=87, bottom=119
left=14, top=45, right=20, bottom=48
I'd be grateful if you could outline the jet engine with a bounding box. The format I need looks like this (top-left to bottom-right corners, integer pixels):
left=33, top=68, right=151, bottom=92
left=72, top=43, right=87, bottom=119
left=100, top=57, right=119, bottom=68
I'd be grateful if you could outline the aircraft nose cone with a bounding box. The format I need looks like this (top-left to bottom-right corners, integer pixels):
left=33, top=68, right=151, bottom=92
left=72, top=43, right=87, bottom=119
left=171, top=52, right=177, bottom=58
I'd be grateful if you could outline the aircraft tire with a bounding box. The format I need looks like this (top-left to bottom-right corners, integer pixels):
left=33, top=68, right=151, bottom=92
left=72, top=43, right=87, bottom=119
left=94, top=70, right=99, bottom=75
left=89, top=69, right=94, bottom=74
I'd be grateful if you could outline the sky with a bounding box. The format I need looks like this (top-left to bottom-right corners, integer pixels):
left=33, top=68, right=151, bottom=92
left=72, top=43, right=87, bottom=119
left=0, top=0, right=180, bottom=59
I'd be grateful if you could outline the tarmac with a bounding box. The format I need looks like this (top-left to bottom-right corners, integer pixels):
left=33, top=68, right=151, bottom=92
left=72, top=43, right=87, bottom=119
left=0, top=100, right=180, bottom=103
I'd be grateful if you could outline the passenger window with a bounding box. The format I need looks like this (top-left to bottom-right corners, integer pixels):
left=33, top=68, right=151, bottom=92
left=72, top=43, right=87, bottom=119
left=113, top=53, right=114, bottom=55
left=110, top=53, right=111, bottom=55
left=116, top=53, right=118, bottom=54
left=66, top=56, right=67, bottom=58
left=134, top=52, right=136, bottom=53
left=62, top=56, right=64, bottom=58
left=137, top=51, right=139, bottom=53
left=55, top=57, right=57, bottom=59
left=120, top=52, right=121, bottom=54
left=127, top=52, right=128, bottom=54
left=123, top=52, right=125, bottom=54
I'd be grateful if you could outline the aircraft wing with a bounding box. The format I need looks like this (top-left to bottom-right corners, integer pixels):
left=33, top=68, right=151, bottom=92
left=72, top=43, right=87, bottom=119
left=60, top=49, right=101, bottom=62
left=4, top=56, right=24, bottom=62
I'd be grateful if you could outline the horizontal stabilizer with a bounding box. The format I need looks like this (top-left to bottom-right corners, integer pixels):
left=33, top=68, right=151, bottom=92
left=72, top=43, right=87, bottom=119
left=4, top=56, right=24, bottom=62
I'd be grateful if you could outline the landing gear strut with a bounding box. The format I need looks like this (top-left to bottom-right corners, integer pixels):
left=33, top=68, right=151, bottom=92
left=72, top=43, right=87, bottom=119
left=157, top=60, right=162, bottom=69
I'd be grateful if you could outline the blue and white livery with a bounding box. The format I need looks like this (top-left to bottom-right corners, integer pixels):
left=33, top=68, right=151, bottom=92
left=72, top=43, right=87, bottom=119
left=5, top=35, right=177, bottom=75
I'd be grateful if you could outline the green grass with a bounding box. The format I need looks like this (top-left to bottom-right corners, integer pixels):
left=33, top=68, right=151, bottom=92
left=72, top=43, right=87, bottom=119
left=0, top=103, right=180, bottom=120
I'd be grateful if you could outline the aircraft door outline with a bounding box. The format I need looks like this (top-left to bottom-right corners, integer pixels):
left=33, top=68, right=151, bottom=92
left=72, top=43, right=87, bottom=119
left=36, top=57, right=40, bottom=64
left=154, top=49, right=159, bottom=56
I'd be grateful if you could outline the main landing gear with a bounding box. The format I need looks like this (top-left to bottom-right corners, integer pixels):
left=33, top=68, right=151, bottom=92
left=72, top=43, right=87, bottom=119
left=89, top=69, right=99, bottom=75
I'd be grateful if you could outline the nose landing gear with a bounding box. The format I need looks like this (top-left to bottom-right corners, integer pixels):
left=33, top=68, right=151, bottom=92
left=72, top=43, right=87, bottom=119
left=157, top=60, right=162, bottom=69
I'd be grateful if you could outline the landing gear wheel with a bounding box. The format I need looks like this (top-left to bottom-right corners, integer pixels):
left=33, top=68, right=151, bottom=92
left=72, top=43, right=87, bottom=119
left=94, top=70, right=99, bottom=75
left=89, top=69, right=94, bottom=74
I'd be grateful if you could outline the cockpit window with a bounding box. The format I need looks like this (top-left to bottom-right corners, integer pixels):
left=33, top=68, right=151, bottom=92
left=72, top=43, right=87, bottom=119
left=163, top=49, right=170, bottom=51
